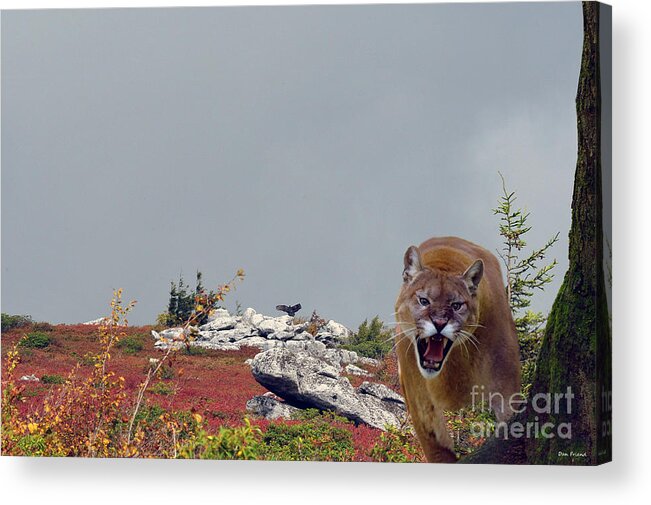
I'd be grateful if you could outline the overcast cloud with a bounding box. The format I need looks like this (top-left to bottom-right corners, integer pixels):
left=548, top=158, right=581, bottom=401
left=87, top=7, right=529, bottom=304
left=2, top=3, right=582, bottom=327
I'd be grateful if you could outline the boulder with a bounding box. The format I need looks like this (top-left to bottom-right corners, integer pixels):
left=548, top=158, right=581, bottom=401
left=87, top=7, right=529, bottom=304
left=158, top=327, right=184, bottom=340
left=314, top=331, right=338, bottom=348
left=257, top=316, right=293, bottom=337
left=322, top=349, right=358, bottom=366
left=207, top=308, right=230, bottom=322
left=82, top=317, right=109, bottom=325
left=303, top=339, right=327, bottom=356
left=292, top=331, right=310, bottom=341
left=238, top=336, right=271, bottom=348
left=241, top=308, right=265, bottom=328
left=199, top=315, right=237, bottom=332
left=323, top=320, right=351, bottom=340
left=251, top=347, right=405, bottom=430
left=357, top=356, right=381, bottom=368
left=356, top=381, right=407, bottom=420
left=246, top=394, right=300, bottom=420
left=194, top=341, right=241, bottom=351
left=273, top=330, right=297, bottom=341
left=357, top=381, right=405, bottom=405
left=345, top=364, right=371, bottom=377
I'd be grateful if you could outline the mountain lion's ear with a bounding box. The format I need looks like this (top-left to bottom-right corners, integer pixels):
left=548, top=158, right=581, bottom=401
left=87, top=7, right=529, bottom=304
left=462, top=259, right=484, bottom=295
left=403, top=246, right=423, bottom=283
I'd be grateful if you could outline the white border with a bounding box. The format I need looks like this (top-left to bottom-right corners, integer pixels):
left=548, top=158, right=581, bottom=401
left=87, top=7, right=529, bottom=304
left=1, top=0, right=649, bottom=504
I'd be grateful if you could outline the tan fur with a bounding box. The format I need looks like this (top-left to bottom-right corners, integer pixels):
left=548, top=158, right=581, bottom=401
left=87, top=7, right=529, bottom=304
left=395, top=236, right=520, bottom=463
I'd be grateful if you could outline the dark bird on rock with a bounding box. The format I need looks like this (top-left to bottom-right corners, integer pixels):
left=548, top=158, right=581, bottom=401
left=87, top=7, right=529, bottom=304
left=275, top=303, right=302, bottom=317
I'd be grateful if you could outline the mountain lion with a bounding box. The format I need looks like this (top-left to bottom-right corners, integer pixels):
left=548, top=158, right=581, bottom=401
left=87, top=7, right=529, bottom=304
left=394, top=236, right=521, bottom=462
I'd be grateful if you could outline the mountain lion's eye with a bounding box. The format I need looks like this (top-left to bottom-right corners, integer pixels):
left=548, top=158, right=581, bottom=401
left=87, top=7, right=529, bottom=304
left=418, top=297, right=430, bottom=306
left=451, top=302, right=464, bottom=311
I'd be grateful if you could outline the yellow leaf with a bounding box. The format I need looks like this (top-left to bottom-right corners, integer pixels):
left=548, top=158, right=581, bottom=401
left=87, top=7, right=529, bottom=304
left=27, top=422, right=38, bottom=434
left=193, top=413, right=202, bottom=424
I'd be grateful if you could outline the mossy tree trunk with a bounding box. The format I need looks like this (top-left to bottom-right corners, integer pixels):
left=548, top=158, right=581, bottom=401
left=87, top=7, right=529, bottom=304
left=463, top=1, right=611, bottom=465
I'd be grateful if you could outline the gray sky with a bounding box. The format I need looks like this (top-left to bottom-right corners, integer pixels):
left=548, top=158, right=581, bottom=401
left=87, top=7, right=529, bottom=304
left=1, top=3, right=582, bottom=328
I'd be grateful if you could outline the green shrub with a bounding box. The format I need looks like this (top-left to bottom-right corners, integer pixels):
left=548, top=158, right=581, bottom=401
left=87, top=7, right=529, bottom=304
left=41, top=374, right=66, bottom=384
left=16, top=434, right=49, bottom=457
left=32, top=322, right=54, bottom=332
left=177, top=418, right=262, bottom=460
left=261, top=414, right=355, bottom=461
left=149, top=382, right=175, bottom=396
left=71, top=351, right=97, bottom=366
left=158, top=365, right=175, bottom=380
left=342, top=316, right=393, bottom=359
left=135, top=403, right=167, bottom=423
left=19, top=332, right=51, bottom=349
left=2, top=313, right=33, bottom=332
left=293, top=408, right=323, bottom=421
left=116, top=334, right=145, bottom=355
left=183, top=346, right=206, bottom=356
left=369, top=424, right=423, bottom=463
left=446, top=404, right=497, bottom=457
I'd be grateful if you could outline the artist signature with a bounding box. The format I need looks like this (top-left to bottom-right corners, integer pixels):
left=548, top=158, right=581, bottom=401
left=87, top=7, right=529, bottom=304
left=557, top=451, right=588, bottom=458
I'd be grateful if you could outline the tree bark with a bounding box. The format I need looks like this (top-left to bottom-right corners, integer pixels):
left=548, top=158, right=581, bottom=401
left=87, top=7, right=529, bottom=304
left=463, top=1, right=611, bottom=465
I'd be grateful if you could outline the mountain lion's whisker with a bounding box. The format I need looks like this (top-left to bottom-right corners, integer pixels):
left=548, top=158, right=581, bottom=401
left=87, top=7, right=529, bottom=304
left=458, top=331, right=480, bottom=352
left=457, top=338, right=470, bottom=360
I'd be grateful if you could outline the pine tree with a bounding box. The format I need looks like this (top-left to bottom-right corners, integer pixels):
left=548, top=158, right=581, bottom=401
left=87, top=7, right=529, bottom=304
left=493, top=173, right=559, bottom=335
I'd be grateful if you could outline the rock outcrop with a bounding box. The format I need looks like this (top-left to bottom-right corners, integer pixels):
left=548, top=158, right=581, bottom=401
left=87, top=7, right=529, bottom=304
left=152, top=307, right=354, bottom=353
left=250, top=347, right=406, bottom=430
left=151, top=307, right=400, bottom=429
left=246, top=393, right=301, bottom=420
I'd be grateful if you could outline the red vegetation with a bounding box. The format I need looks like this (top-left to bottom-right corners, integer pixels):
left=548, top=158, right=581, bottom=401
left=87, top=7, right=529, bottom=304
left=1, top=323, right=390, bottom=460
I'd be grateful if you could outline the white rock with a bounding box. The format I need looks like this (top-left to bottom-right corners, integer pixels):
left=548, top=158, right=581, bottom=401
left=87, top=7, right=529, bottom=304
left=194, top=341, right=241, bottom=351
left=207, top=308, right=230, bottom=322
left=339, top=349, right=359, bottom=365
left=209, top=333, right=231, bottom=344
left=233, top=322, right=257, bottom=337
left=261, top=340, right=283, bottom=351
left=159, top=328, right=184, bottom=340
left=238, top=336, right=269, bottom=348
left=241, top=308, right=262, bottom=327
left=199, top=316, right=237, bottom=332
left=219, top=329, right=251, bottom=342
left=323, top=320, right=351, bottom=340
left=258, top=318, right=291, bottom=337
left=19, top=374, right=39, bottom=382
left=292, top=331, right=311, bottom=341
left=345, top=364, right=371, bottom=377
left=246, top=395, right=300, bottom=421
left=82, top=317, right=109, bottom=325
left=303, top=339, right=327, bottom=355
left=251, top=348, right=406, bottom=430
left=357, top=356, right=381, bottom=367
left=274, top=331, right=297, bottom=341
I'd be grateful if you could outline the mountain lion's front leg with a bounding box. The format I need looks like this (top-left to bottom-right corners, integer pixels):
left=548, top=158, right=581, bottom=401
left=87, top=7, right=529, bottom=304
left=410, top=403, right=457, bottom=463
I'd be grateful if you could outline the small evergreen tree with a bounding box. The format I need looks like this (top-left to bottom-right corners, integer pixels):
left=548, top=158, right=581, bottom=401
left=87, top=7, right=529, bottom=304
left=166, top=282, right=179, bottom=325
left=493, top=173, right=559, bottom=335
left=342, top=316, right=393, bottom=359
left=162, top=271, right=221, bottom=326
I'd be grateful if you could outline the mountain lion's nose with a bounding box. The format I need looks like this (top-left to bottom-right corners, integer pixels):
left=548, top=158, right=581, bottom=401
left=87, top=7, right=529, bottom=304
left=433, top=318, right=447, bottom=333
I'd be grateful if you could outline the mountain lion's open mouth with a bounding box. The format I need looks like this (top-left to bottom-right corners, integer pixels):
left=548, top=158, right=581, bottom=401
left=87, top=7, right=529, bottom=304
left=417, top=335, right=453, bottom=372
